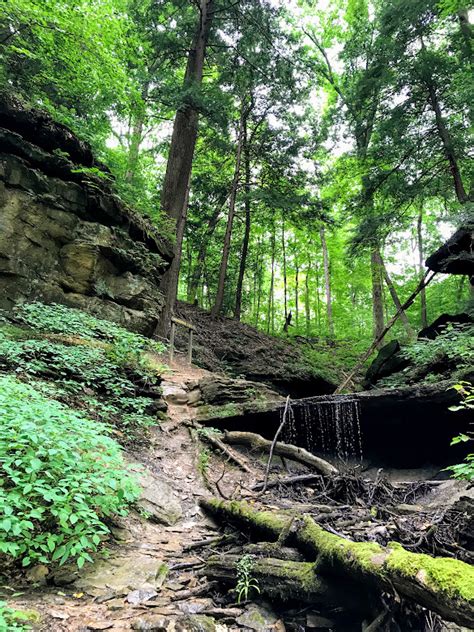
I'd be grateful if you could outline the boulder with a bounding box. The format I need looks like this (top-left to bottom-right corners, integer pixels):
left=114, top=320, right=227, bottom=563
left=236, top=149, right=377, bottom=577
left=426, top=219, right=474, bottom=277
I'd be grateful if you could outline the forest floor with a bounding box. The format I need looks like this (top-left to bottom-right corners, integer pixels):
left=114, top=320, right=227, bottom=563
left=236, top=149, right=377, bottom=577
left=3, top=354, right=473, bottom=631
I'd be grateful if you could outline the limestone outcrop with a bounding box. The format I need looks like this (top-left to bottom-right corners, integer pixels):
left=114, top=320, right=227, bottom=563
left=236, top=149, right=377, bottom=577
left=0, top=94, right=172, bottom=334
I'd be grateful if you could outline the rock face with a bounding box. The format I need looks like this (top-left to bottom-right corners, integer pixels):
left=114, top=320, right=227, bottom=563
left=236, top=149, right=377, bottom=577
left=0, top=94, right=172, bottom=334
left=426, top=219, right=474, bottom=278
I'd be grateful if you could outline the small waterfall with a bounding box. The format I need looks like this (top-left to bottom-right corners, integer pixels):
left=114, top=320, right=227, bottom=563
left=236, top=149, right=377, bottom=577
left=282, top=395, right=363, bottom=462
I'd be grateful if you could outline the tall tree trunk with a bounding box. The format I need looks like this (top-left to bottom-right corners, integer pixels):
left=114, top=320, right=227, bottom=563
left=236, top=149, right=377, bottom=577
left=282, top=222, right=288, bottom=322
left=305, top=260, right=311, bottom=337
left=157, top=0, right=214, bottom=337
left=267, top=225, right=276, bottom=334
left=255, top=240, right=263, bottom=328
left=423, top=75, right=468, bottom=204
left=125, top=81, right=150, bottom=184
left=187, top=204, right=222, bottom=304
left=417, top=208, right=428, bottom=329
left=314, top=263, right=321, bottom=330
left=295, top=263, right=299, bottom=327
left=235, top=119, right=251, bottom=321
left=371, top=247, right=385, bottom=346
left=320, top=227, right=334, bottom=338
left=212, top=103, right=246, bottom=318
left=375, top=251, right=415, bottom=338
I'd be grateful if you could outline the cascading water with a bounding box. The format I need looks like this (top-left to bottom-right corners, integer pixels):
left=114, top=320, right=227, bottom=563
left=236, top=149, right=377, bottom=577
left=282, top=395, right=363, bottom=463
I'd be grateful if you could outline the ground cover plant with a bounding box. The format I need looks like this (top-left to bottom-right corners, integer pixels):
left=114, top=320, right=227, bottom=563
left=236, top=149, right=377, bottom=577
left=0, top=376, right=140, bottom=569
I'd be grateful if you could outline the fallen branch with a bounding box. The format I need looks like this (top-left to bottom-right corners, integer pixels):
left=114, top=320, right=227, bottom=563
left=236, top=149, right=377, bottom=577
left=260, top=395, right=291, bottom=493
left=200, top=498, right=474, bottom=628
left=190, top=422, right=255, bottom=474
left=252, top=473, right=323, bottom=491
left=223, top=431, right=337, bottom=477
left=335, top=269, right=437, bottom=393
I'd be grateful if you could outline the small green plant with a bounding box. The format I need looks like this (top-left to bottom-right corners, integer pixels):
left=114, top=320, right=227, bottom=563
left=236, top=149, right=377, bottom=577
left=236, top=554, right=260, bottom=603
left=0, top=376, right=140, bottom=569
left=0, top=602, right=32, bottom=631
left=196, top=427, right=223, bottom=438
left=197, top=448, right=211, bottom=476
left=446, top=382, right=474, bottom=481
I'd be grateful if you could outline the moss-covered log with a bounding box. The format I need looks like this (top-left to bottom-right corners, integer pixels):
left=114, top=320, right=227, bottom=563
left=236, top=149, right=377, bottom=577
left=200, top=498, right=474, bottom=628
left=205, top=554, right=368, bottom=612
left=223, top=431, right=337, bottom=476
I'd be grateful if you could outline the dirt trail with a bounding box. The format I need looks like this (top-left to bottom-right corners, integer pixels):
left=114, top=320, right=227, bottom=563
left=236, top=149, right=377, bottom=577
left=4, top=360, right=235, bottom=632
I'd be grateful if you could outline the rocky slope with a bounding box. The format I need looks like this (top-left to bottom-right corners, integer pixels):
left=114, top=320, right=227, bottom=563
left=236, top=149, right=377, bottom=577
left=0, top=94, right=172, bottom=335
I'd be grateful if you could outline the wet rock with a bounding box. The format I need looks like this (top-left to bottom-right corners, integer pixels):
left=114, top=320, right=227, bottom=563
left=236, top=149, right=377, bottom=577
left=131, top=616, right=169, bottom=631
left=236, top=604, right=284, bottom=631
left=74, top=555, right=168, bottom=597
left=177, top=599, right=213, bottom=615
left=426, top=219, right=474, bottom=276
left=127, top=589, right=158, bottom=605
left=131, top=466, right=183, bottom=526
left=175, top=615, right=220, bottom=632
left=25, top=564, right=49, bottom=584
left=306, top=613, right=335, bottom=629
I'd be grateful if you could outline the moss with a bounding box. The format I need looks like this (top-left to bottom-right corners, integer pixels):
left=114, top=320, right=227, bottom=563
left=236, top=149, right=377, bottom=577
left=386, top=542, right=474, bottom=601
left=197, top=403, right=242, bottom=421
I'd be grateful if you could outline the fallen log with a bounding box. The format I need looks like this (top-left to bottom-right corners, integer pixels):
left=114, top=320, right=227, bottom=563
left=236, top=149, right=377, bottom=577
left=204, top=554, right=367, bottom=612
left=223, top=431, right=337, bottom=476
left=200, top=498, right=474, bottom=628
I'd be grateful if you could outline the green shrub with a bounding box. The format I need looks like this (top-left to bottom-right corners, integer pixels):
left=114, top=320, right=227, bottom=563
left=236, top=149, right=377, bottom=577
left=447, top=382, right=474, bottom=481
left=380, top=323, right=474, bottom=388
left=0, top=602, right=31, bottom=631
left=12, top=302, right=165, bottom=355
left=0, top=376, right=140, bottom=569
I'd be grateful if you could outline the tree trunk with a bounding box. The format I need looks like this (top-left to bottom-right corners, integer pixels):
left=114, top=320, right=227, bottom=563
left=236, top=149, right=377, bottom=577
left=371, top=247, right=385, bottom=346
left=282, top=222, right=288, bottom=322
left=157, top=0, right=214, bottom=337
left=424, top=77, right=469, bottom=204
left=205, top=554, right=364, bottom=611
left=235, top=119, right=251, bottom=321
left=305, top=260, right=311, bottom=336
left=417, top=208, right=428, bottom=329
left=125, top=81, right=150, bottom=184
left=320, top=227, right=334, bottom=338
left=295, top=262, right=299, bottom=328
left=255, top=238, right=263, bottom=327
left=376, top=251, right=415, bottom=338
left=212, top=103, right=246, bottom=318
left=267, top=227, right=276, bottom=334
left=201, top=499, right=474, bottom=629
left=187, top=204, right=222, bottom=304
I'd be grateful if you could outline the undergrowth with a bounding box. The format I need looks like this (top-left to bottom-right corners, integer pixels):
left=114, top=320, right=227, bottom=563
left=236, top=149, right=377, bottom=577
left=0, top=602, right=32, bottom=631
left=0, top=376, right=139, bottom=569
left=378, top=323, right=474, bottom=388
left=0, top=303, right=167, bottom=439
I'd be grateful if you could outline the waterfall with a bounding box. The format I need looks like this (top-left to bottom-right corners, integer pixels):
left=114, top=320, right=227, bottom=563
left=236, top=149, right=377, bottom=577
left=282, top=395, right=363, bottom=462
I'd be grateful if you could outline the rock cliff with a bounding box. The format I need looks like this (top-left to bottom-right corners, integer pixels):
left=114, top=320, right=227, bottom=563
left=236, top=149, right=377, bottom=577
left=0, top=94, right=172, bottom=334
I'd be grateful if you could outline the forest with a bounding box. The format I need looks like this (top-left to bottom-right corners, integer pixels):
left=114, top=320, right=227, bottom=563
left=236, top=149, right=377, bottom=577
left=0, top=0, right=473, bottom=631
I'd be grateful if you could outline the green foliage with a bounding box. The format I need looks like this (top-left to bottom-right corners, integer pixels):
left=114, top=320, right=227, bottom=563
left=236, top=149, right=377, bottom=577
left=0, top=303, right=166, bottom=438
left=0, top=602, right=31, bottom=631
left=236, top=554, right=260, bottom=603
left=447, top=382, right=474, bottom=481
left=0, top=376, right=140, bottom=569
left=13, top=303, right=164, bottom=354
left=379, top=324, right=474, bottom=388
left=197, top=448, right=211, bottom=477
